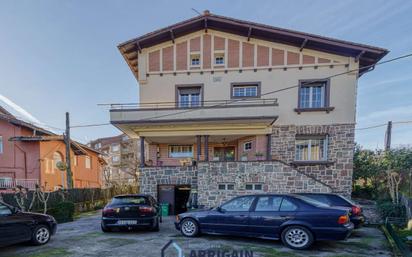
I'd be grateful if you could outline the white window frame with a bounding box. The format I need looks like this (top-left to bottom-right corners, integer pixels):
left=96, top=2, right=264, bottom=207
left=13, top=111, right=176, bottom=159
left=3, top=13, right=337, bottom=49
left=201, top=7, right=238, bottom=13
left=214, top=52, right=225, bottom=65
left=299, top=81, right=327, bottom=108
left=85, top=156, right=92, bottom=169
left=295, top=136, right=328, bottom=161
left=190, top=53, right=201, bottom=67
left=111, top=144, right=120, bottom=153
left=168, top=145, right=193, bottom=158
left=243, top=142, right=252, bottom=151
left=232, top=85, right=259, bottom=98
left=112, top=155, right=120, bottom=163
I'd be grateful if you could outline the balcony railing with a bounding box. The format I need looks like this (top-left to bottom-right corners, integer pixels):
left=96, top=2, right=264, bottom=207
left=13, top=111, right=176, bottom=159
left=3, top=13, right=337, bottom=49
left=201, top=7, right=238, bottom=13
left=0, top=178, right=39, bottom=190
left=108, top=98, right=278, bottom=110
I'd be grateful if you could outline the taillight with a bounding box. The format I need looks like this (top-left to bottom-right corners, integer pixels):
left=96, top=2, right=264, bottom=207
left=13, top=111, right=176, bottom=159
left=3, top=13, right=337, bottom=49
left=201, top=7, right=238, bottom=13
left=338, top=215, right=349, bottom=224
left=352, top=206, right=361, bottom=216
left=139, top=206, right=155, bottom=214
left=103, top=207, right=115, bottom=216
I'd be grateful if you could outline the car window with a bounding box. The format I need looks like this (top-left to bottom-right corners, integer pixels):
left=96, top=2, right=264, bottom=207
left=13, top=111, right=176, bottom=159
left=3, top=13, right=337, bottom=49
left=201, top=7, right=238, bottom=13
left=111, top=196, right=149, bottom=205
left=304, top=194, right=332, bottom=205
left=293, top=195, right=330, bottom=208
left=332, top=195, right=353, bottom=206
left=0, top=203, right=12, bottom=215
left=255, top=196, right=282, bottom=211
left=221, top=196, right=255, bottom=212
left=280, top=199, right=298, bottom=211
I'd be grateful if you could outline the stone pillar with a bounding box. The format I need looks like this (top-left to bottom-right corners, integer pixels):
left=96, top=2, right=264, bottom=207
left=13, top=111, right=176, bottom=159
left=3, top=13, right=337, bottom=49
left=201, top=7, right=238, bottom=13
left=196, top=135, right=202, bottom=161
left=204, top=135, right=209, bottom=161
left=140, top=136, right=145, bottom=168
left=266, top=134, right=272, bottom=161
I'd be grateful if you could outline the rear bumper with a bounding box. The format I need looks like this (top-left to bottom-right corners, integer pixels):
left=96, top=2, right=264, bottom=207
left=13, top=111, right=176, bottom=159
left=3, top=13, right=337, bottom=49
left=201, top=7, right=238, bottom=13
left=50, top=222, right=57, bottom=235
left=351, top=215, right=365, bottom=228
left=102, top=217, right=157, bottom=228
left=314, top=222, right=354, bottom=241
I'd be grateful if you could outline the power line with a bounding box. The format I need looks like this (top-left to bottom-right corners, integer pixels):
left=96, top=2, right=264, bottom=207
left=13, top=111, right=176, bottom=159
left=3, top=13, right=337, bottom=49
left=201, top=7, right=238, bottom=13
left=356, top=120, right=412, bottom=131
left=72, top=52, right=412, bottom=129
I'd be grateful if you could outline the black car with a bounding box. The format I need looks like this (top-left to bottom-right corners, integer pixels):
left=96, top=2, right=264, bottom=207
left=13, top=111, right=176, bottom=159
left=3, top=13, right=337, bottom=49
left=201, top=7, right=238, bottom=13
left=175, top=194, right=353, bottom=250
left=101, top=194, right=161, bottom=232
left=0, top=201, right=57, bottom=247
left=297, top=193, right=365, bottom=228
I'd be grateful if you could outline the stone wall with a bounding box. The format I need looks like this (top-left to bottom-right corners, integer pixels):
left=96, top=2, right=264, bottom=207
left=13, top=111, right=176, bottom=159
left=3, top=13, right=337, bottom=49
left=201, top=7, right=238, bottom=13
left=197, top=161, right=332, bottom=207
left=271, top=124, right=355, bottom=195
left=139, top=166, right=197, bottom=198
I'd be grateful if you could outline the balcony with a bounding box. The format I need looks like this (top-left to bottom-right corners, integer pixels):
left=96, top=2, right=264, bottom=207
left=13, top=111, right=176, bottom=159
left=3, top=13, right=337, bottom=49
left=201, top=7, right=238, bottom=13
left=0, top=178, right=39, bottom=190
left=110, top=98, right=279, bottom=126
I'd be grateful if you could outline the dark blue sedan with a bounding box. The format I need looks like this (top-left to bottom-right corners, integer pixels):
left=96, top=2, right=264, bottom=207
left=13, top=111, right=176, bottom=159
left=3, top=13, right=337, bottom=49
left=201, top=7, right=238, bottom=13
left=175, top=194, right=353, bottom=249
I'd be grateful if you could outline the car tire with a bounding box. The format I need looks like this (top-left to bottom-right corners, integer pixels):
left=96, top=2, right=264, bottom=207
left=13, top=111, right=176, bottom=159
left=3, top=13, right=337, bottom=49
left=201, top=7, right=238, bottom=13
left=151, top=218, right=160, bottom=232
left=180, top=218, right=199, bottom=237
left=281, top=225, right=314, bottom=250
left=101, top=223, right=112, bottom=233
left=31, top=225, right=51, bottom=246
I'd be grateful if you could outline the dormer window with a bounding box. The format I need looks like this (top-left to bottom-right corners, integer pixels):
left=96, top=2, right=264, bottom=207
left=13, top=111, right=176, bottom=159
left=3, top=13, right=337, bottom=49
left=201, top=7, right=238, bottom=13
left=214, top=53, right=225, bottom=65
left=190, top=54, right=200, bottom=67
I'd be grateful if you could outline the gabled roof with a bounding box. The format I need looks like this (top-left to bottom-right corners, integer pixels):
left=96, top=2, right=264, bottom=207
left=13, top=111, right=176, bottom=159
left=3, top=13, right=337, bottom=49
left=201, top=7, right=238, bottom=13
left=0, top=112, right=54, bottom=136
left=118, top=11, right=388, bottom=80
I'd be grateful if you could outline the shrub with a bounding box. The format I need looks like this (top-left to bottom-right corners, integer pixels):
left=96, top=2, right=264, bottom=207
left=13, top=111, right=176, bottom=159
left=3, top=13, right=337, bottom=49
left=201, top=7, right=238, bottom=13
left=48, top=201, right=75, bottom=223
left=377, top=200, right=406, bottom=220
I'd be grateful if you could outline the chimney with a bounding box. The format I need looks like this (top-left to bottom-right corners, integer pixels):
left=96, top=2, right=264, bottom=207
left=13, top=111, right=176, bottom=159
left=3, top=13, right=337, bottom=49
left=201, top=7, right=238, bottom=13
left=203, top=10, right=210, bottom=16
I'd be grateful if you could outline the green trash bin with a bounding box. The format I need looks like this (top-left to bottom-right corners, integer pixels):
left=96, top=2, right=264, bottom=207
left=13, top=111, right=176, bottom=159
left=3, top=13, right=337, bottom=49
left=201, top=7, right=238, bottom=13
left=160, top=203, right=169, bottom=216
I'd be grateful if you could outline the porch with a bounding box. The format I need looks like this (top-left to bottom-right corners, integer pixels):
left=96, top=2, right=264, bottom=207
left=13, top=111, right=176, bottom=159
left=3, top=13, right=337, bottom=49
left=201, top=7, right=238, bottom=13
left=0, top=178, right=39, bottom=191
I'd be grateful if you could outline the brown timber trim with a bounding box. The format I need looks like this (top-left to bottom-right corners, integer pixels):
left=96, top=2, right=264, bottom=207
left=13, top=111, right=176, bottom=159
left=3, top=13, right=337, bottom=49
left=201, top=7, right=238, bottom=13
left=296, top=78, right=332, bottom=112
left=294, top=107, right=335, bottom=114
left=230, top=82, right=262, bottom=99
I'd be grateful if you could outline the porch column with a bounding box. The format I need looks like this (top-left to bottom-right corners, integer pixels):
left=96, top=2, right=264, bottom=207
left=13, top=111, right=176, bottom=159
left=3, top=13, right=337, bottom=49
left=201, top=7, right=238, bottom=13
left=196, top=135, right=202, bottom=161
left=266, top=134, right=272, bottom=161
left=140, top=136, right=145, bottom=168
left=204, top=135, right=209, bottom=161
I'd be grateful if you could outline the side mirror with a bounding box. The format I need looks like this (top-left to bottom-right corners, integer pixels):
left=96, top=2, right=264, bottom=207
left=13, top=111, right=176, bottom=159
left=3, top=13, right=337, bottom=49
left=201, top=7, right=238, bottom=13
left=217, top=206, right=225, bottom=213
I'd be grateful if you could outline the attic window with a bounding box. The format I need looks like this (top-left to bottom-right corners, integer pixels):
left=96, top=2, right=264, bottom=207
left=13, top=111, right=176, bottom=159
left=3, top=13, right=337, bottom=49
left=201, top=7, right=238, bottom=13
left=190, top=54, right=201, bottom=67
left=214, top=53, right=225, bottom=65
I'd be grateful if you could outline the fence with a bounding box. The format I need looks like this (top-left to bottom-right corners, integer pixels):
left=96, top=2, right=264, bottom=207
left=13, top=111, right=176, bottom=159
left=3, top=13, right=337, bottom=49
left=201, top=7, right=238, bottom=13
left=0, top=178, right=38, bottom=190
left=384, top=220, right=412, bottom=257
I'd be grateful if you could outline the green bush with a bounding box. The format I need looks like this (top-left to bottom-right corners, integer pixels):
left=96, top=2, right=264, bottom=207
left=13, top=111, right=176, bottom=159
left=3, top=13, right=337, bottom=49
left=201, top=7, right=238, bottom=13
left=352, top=185, right=375, bottom=199
left=47, top=201, right=75, bottom=223
left=377, top=200, right=406, bottom=219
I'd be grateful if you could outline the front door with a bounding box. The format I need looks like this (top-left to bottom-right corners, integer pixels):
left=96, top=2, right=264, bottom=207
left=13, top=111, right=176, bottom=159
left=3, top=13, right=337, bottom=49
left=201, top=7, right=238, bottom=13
left=213, top=147, right=235, bottom=161
left=158, top=185, right=175, bottom=215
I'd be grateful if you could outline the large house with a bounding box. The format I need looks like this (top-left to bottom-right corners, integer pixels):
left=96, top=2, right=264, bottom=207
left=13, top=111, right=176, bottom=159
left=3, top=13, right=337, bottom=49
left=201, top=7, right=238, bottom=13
left=110, top=11, right=388, bottom=213
left=0, top=105, right=104, bottom=191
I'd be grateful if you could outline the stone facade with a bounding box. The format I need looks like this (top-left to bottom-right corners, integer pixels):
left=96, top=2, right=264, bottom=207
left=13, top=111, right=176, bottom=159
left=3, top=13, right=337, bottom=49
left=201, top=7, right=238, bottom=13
left=139, top=166, right=197, bottom=198
left=139, top=123, right=355, bottom=207
left=271, top=124, right=355, bottom=195
left=197, top=161, right=332, bottom=207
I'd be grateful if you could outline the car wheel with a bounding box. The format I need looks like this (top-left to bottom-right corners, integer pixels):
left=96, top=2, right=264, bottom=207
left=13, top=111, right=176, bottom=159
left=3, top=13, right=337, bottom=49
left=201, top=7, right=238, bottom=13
left=151, top=218, right=160, bottom=232
left=31, top=225, right=51, bottom=245
left=281, top=226, right=314, bottom=250
left=180, top=218, right=199, bottom=237
left=101, top=223, right=112, bottom=233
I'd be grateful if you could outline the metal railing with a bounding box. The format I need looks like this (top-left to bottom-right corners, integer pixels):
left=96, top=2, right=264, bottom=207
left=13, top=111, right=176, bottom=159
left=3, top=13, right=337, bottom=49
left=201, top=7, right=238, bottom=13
left=108, top=98, right=278, bottom=110
left=0, top=178, right=39, bottom=190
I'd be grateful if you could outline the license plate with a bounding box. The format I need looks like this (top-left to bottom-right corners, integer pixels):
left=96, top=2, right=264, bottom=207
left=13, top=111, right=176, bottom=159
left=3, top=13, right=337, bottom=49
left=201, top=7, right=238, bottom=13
left=117, top=220, right=138, bottom=225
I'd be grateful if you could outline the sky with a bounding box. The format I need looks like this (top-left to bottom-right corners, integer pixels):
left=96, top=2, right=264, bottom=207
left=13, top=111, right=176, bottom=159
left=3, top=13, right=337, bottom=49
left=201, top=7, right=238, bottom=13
left=0, top=0, right=411, bottom=149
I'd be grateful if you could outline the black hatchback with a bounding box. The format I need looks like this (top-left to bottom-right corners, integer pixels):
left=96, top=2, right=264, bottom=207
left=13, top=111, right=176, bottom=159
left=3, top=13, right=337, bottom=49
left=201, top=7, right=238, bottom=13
left=0, top=201, right=57, bottom=247
left=101, top=194, right=161, bottom=232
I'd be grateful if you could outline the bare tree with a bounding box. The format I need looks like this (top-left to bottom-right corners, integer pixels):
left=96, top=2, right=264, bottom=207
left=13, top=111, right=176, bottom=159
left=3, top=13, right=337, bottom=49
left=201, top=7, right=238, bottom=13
left=13, top=186, right=36, bottom=212
left=387, top=171, right=402, bottom=204
left=35, top=184, right=51, bottom=214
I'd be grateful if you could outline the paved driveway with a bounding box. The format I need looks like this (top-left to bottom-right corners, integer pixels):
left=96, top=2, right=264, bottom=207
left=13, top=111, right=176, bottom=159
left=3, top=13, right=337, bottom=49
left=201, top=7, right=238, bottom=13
left=0, top=211, right=392, bottom=257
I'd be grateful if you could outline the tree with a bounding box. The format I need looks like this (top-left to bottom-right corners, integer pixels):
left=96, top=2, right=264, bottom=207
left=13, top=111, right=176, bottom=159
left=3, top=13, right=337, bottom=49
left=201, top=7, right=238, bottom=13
left=353, top=145, right=384, bottom=189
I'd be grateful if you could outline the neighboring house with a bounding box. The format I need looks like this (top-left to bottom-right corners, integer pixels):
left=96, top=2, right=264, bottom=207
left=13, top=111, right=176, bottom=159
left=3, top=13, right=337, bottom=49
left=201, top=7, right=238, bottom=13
left=110, top=11, right=388, bottom=212
left=89, top=134, right=142, bottom=185
left=0, top=105, right=104, bottom=191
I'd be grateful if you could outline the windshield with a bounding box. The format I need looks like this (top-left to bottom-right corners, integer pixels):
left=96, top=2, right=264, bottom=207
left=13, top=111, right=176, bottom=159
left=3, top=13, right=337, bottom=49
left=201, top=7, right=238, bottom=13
left=111, top=196, right=149, bottom=205
left=293, top=195, right=330, bottom=208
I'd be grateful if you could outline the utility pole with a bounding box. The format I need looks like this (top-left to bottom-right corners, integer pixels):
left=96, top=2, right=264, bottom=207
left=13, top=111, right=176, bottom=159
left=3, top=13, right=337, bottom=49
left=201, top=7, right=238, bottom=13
left=64, top=112, right=73, bottom=189
left=384, top=120, right=392, bottom=151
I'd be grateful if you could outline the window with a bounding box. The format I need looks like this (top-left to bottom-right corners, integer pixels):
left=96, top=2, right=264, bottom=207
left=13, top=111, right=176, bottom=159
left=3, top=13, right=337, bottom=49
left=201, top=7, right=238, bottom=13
left=112, top=156, right=120, bottom=163
left=177, top=87, right=202, bottom=108
left=169, top=145, right=193, bottom=158
left=280, top=198, right=298, bottom=211
left=243, top=142, right=252, bottom=151
left=53, top=152, right=63, bottom=169
left=111, top=144, right=120, bottom=152
left=190, top=54, right=200, bottom=66
left=0, top=136, right=3, bottom=154
left=85, top=156, right=91, bottom=169
left=94, top=143, right=101, bottom=149
left=220, top=196, right=255, bottom=212
left=231, top=83, right=260, bottom=98
left=295, top=136, right=328, bottom=161
left=298, top=80, right=328, bottom=108
left=73, top=156, right=77, bottom=166
left=245, top=183, right=262, bottom=191
left=214, top=53, right=225, bottom=65
left=218, top=183, right=235, bottom=190
left=0, top=203, right=12, bottom=216
left=255, top=196, right=282, bottom=211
